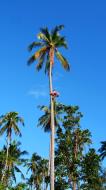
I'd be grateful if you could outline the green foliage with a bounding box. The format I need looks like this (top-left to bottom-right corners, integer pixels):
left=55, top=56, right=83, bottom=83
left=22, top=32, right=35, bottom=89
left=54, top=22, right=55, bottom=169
left=28, top=25, right=70, bottom=73
left=99, top=141, right=106, bottom=160
left=81, top=148, right=102, bottom=189
left=0, top=106, right=105, bottom=189
left=8, top=183, right=29, bottom=190
left=100, top=169, right=106, bottom=190
left=37, top=102, right=64, bottom=132
left=55, top=105, right=92, bottom=189
left=0, top=141, right=27, bottom=188
left=0, top=112, right=24, bottom=139
left=26, top=153, right=49, bottom=190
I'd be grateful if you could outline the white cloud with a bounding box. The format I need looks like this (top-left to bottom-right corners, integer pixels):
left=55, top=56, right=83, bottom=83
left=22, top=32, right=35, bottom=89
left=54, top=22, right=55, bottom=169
left=28, top=90, right=48, bottom=99
left=28, top=84, right=48, bottom=99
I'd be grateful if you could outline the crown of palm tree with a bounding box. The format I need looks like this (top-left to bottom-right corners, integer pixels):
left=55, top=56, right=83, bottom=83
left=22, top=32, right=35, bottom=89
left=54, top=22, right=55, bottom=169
left=28, top=25, right=70, bottom=73
left=37, top=102, right=64, bottom=132
left=26, top=153, right=49, bottom=189
left=26, top=153, right=41, bottom=174
left=1, top=141, right=28, bottom=184
left=0, top=112, right=24, bottom=138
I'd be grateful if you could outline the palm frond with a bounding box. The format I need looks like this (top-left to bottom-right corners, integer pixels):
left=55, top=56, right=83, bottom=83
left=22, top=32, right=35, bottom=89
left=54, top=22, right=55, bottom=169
left=100, top=152, right=106, bottom=160
left=26, top=166, right=31, bottom=174
left=0, top=117, right=7, bottom=126
left=27, top=54, right=36, bottom=65
left=99, top=141, right=106, bottom=160
left=14, top=166, right=25, bottom=180
left=13, top=123, right=22, bottom=137
left=36, top=52, right=46, bottom=71
left=55, top=37, right=68, bottom=49
left=52, top=25, right=64, bottom=39
left=0, top=124, right=8, bottom=136
left=38, top=105, right=49, bottom=112
left=28, top=42, right=43, bottom=51
left=37, top=32, right=50, bottom=43
left=45, top=53, right=50, bottom=74
left=40, top=27, right=51, bottom=42
left=20, top=150, right=29, bottom=156
left=55, top=50, right=70, bottom=71
left=37, top=115, right=51, bottom=132
left=11, top=168, right=17, bottom=183
left=28, top=46, right=47, bottom=65
left=16, top=116, right=24, bottom=126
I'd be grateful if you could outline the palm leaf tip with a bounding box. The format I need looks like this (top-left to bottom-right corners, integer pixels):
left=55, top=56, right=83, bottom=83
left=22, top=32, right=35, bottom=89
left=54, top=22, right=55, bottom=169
left=40, top=27, right=50, bottom=40
left=28, top=42, right=43, bottom=52
left=52, top=25, right=64, bottom=34
left=37, top=32, right=50, bottom=43
left=57, top=24, right=64, bottom=30
left=56, top=51, right=70, bottom=71
left=36, top=53, right=45, bottom=71
left=27, top=55, right=36, bottom=65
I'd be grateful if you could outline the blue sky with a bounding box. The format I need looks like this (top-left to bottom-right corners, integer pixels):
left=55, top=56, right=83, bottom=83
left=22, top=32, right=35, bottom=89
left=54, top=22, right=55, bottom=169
left=0, top=0, right=106, bottom=166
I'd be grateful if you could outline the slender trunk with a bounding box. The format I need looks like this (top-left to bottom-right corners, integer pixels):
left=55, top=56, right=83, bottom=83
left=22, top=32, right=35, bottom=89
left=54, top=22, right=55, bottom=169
left=49, top=48, right=55, bottom=190
left=74, top=131, right=78, bottom=160
left=1, top=135, right=10, bottom=183
left=48, top=132, right=51, bottom=176
left=72, top=130, right=78, bottom=190
left=73, top=181, right=76, bottom=190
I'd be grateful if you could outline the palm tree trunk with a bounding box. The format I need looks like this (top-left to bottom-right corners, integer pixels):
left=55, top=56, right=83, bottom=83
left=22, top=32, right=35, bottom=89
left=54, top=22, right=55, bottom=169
left=74, top=130, right=78, bottom=160
left=1, top=135, right=10, bottom=183
left=73, top=181, right=76, bottom=190
left=49, top=48, right=55, bottom=190
left=48, top=132, right=51, bottom=176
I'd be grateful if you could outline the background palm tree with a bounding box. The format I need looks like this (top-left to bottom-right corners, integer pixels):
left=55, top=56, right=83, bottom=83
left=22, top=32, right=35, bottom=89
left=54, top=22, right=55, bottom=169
left=28, top=25, right=70, bottom=190
left=55, top=105, right=92, bottom=190
left=37, top=102, right=64, bottom=175
left=9, top=182, right=29, bottom=190
left=0, top=141, right=28, bottom=188
left=0, top=111, right=24, bottom=182
left=26, top=153, right=42, bottom=189
left=0, top=149, right=5, bottom=181
left=4, top=141, right=28, bottom=186
left=26, top=153, right=49, bottom=190
left=38, top=102, right=64, bottom=132
left=81, top=148, right=101, bottom=190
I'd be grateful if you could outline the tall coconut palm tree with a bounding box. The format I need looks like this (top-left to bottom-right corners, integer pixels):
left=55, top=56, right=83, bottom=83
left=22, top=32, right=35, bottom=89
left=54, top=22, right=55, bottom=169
left=0, top=112, right=24, bottom=182
left=28, top=25, right=70, bottom=190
